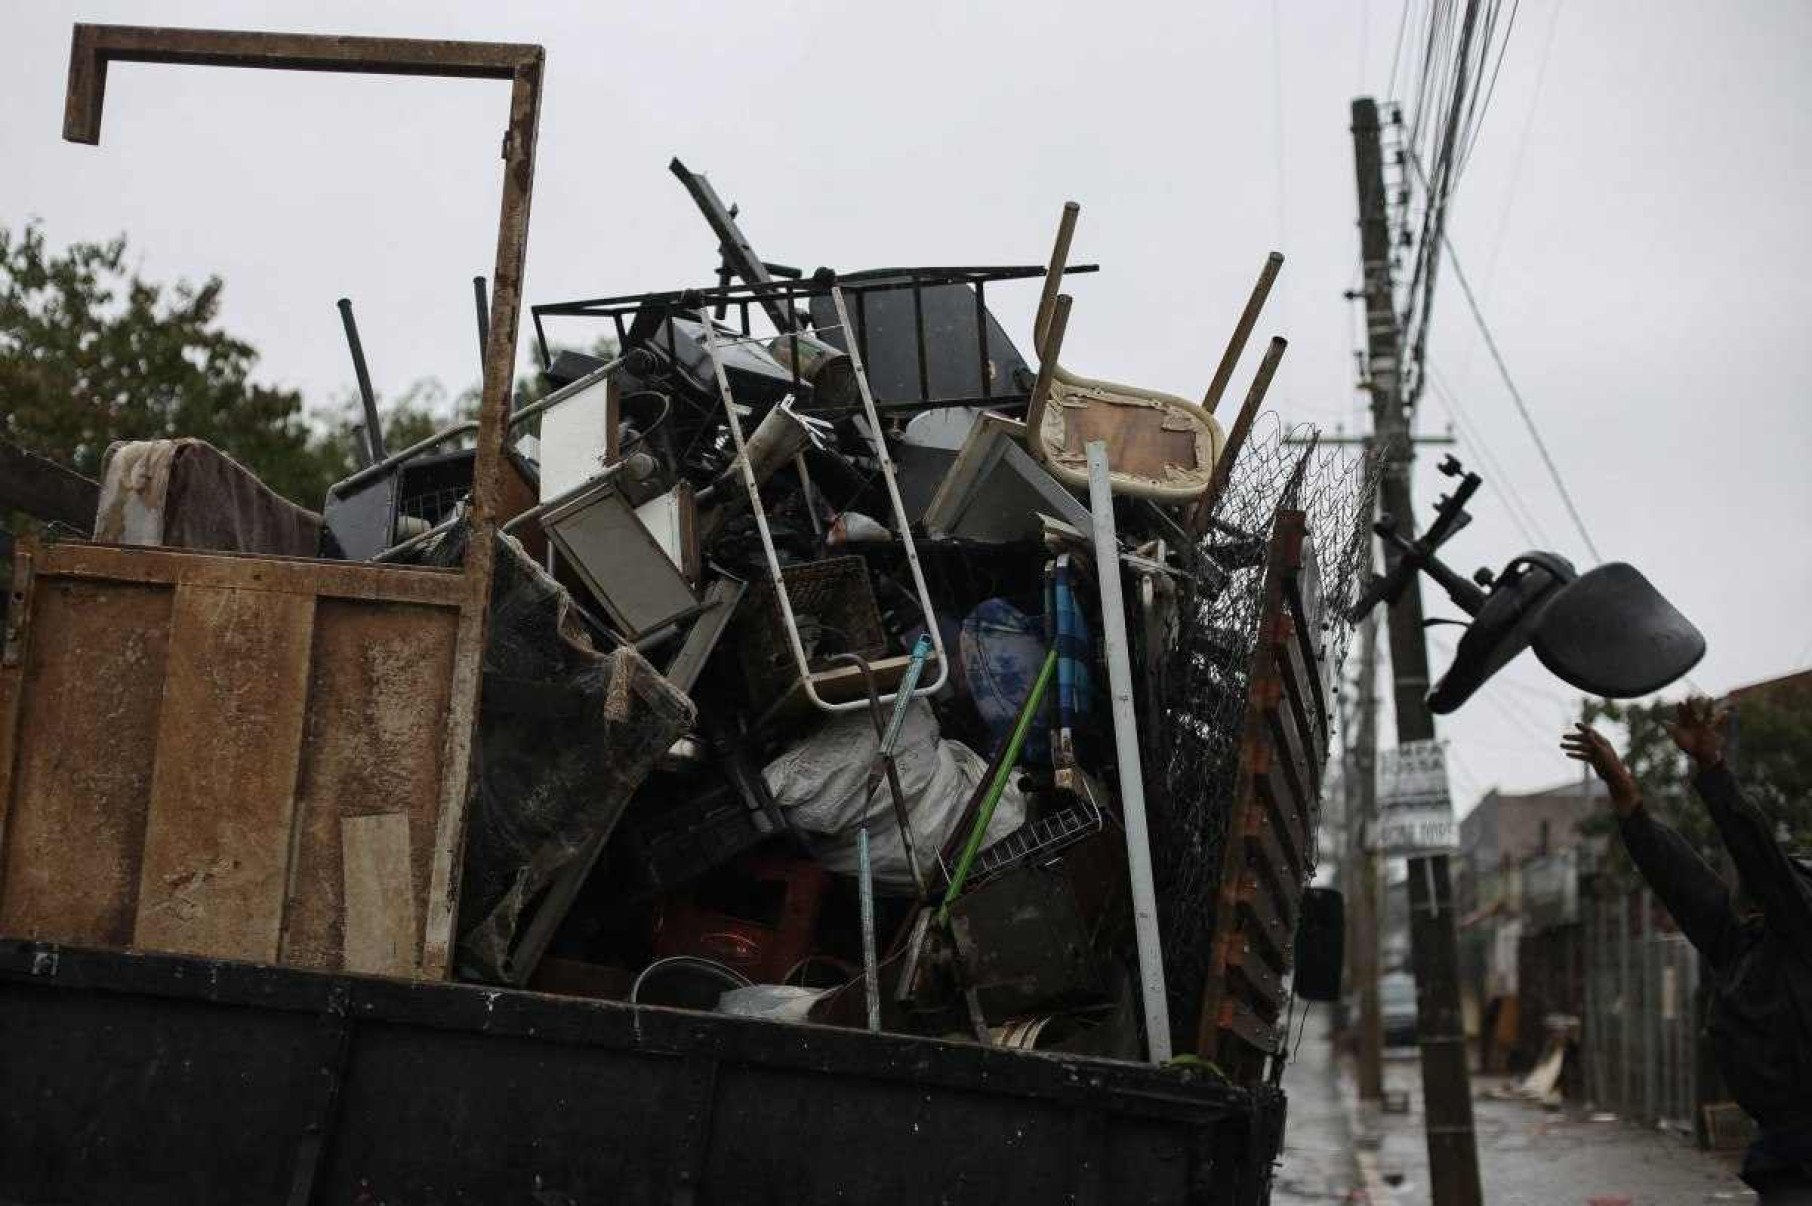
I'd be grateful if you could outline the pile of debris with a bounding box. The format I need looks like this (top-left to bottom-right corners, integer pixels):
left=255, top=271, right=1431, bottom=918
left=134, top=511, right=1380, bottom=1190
left=16, top=158, right=1376, bottom=1069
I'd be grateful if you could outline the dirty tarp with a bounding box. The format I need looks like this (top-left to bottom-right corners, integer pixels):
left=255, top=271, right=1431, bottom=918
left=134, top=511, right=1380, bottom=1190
left=449, top=530, right=696, bottom=981
left=94, top=438, right=321, bottom=556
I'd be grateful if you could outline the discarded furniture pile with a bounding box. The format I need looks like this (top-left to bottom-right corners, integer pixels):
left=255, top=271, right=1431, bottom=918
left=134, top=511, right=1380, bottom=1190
left=0, top=25, right=1377, bottom=1093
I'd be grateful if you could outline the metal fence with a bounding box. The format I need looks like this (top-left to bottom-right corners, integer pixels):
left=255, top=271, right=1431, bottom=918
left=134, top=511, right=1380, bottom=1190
left=1582, top=886, right=1700, bottom=1133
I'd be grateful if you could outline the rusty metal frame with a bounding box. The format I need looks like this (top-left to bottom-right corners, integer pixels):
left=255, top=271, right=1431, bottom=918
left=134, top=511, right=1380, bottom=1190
left=53, top=23, right=546, bottom=977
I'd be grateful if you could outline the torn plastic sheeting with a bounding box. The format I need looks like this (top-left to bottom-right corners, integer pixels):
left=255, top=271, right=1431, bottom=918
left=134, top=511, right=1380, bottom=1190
left=763, top=699, right=1025, bottom=893
left=453, top=531, right=696, bottom=981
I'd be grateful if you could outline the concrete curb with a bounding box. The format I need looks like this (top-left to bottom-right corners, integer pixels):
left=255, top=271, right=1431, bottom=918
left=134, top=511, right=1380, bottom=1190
left=1333, top=1054, right=1397, bottom=1205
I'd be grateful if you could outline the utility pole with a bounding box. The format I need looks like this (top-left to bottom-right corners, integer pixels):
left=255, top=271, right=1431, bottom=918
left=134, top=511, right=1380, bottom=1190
left=1348, top=602, right=1384, bottom=1101
left=1351, top=96, right=1484, bottom=1205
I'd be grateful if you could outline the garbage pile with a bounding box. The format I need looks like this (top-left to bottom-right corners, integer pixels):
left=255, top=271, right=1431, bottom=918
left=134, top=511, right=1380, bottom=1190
left=91, top=159, right=1377, bottom=1062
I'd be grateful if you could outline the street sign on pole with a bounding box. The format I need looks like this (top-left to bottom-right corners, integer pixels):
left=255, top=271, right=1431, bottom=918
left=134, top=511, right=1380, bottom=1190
left=1374, top=739, right=1459, bottom=856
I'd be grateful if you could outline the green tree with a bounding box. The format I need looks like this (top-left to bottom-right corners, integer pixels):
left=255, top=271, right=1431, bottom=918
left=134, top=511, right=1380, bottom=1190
left=0, top=220, right=466, bottom=512
left=1580, top=687, right=1812, bottom=884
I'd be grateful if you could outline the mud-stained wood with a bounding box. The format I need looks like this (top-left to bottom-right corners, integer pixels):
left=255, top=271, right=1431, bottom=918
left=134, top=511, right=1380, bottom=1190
left=1242, top=808, right=1295, bottom=913
left=282, top=600, right=458, bottom=973
left=0, top=579, right=174, bottom=945
left=1227, top=936, right=1284, bottom=1007
left=1061, top=405, right=1200, bottom=476
left=1273, top=613, right=1328, bottom=764
left=1199, top=508, right=1322, bottom=1070
left=37, top=541, right=466, bottom=607
left=1252, top=748, right=1306, bottom=874
left=341, top=811, right=419, bottom=976
left=133, top=585, right=315, bottom=962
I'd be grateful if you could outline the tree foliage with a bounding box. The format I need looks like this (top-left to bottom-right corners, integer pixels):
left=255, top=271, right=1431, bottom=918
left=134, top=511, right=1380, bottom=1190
left=1, top=221, right=459, bottom=510
left=1581, top=684, right=1812, bottom=883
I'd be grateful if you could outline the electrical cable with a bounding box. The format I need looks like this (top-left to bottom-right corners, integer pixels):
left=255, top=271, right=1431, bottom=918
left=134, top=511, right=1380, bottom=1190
left=1424, top=362, right=1555, bottom=548
left=1386, top=0, right=1415, bottom=104
left=1437, top=231, right=1604, bottom=561
left=1479, top=0, right=1561, bottom=293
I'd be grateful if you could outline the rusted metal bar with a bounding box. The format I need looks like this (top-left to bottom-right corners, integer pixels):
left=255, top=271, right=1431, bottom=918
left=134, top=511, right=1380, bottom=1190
left=58, top=23, right=547, bottom=979
left=1201, top=252, right=1283, bottom=414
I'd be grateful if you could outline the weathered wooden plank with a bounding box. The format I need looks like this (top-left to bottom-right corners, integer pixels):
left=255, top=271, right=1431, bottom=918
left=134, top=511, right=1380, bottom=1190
left=1216, top=998, right=1280, bottom=1055
left=1234, top=873, right=1291, bottom=972
left=282, top=600, right=458, bottom=974
left=0, top=577, right=174, bottom=945
left=1241, top=807, right=1296, bottom=913
left=133, top=585, right=315, bottom=962
left=0, top=438, right=98, bottom=529
left=1226, top=934, right=1284, bottom=1011
left=37, top=541, right=467, bottom=607
left=421, top=587, right=486, bottom=980
left=1263, top=688, right=1318, bottom=821
left=1252, top=747, right=1306, bottom=871
left=341, top=811, right=419, bottom=977
left=1274, top=611, right=1328, bottom=766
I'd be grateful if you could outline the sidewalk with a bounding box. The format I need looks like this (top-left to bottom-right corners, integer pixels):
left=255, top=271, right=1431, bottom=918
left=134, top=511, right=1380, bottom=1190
left=1341, top=1046, right=1754, bottom=1206
left=1273, top=1008, right=1372, bottom=1204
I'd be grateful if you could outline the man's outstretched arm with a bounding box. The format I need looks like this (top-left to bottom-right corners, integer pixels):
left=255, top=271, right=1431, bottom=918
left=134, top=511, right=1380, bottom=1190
left=1671, top=699, right=1812, bottom=956
left=1563, top=722, right=1740, bottom=968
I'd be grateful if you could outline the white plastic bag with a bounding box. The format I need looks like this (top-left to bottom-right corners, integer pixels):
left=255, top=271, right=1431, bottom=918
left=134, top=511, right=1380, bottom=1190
left=763, top=700, right=1026, bottom=891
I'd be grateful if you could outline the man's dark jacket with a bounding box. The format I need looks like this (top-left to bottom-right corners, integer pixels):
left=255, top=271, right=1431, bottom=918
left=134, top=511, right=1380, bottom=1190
left=1618, top=762, right=1812, bottom=1191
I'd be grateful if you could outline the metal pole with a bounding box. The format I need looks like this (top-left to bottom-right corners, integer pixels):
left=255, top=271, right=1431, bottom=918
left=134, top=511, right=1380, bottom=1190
left=472, top=275, right=490, bottom=376
left=1619, top=890, right=1632, bottom=1114
left=337, top=297, right=386, bottom=463
left=1641, top=890, right=1656, bottom=1124
left=1086, top=441, right=1172, bottom=1064
left=1351, top=94, right=1482, bottom=1205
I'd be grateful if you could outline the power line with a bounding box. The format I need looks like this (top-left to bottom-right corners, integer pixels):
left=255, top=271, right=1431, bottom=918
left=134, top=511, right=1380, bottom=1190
left=1438, top=230, right=1604, bottom=561
left=1479, top=0, right=1561, bottom=292
left=1424, top=361, right=1555, bottom=548
left=1386, top=0, right=1415, bottom=103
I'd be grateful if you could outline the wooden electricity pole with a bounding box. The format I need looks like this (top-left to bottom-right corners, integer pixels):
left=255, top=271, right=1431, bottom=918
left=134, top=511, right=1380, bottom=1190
left=1351, top=96, right=1483, bottom=1205
left=1348, top=599, right=1385, bottom=1101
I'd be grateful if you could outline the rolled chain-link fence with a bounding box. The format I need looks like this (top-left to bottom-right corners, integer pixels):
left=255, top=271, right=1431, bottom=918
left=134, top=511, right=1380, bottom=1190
left=1144, top=415, right=1377, bottom=1052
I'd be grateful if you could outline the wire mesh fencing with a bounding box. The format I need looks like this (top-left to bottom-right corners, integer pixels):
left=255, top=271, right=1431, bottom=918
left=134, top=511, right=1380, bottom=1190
left=1144, top=415, right=1378, bottom=1051
left=1582, top=886, right=1700, bottom=1134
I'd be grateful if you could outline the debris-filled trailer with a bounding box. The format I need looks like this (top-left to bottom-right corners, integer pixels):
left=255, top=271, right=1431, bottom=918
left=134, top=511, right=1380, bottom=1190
left=0, top=23, right=1377, bottom=1205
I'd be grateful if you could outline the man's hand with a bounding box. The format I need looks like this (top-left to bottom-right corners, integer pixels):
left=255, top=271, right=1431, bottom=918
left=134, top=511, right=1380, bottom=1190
left=1666, top=697, right=1728, bottom=770
left=1561, top=722, right=1642, bottom=817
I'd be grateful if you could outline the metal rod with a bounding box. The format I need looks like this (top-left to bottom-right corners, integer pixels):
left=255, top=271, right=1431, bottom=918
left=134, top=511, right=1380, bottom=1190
left=699, top=303, right=948, bottom=715
left=857, top=825, right=880, bottom=1033
left=911, top=279, right=930, bottom=404
left=1195, top=335, right=1288, bottom=533
left=1024, top=294, right=1071, bottom=447
left=472, top=276, right=490, bottom=376
left=1201, top=251, right=1283, bottom=414
left=973, top=279, right=991, bottom=400
left=938, top=649, right=1057, bottom=919
left=1034, top=201, right=1080, bottom=356
left=1086, top=440, right=1172, bottom=1064
left=337, top=297, right=386, bottom=462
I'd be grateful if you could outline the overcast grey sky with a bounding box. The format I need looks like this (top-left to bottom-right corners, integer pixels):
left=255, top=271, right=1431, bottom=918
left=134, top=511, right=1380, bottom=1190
left=5, top=0, right=1810, bottom=810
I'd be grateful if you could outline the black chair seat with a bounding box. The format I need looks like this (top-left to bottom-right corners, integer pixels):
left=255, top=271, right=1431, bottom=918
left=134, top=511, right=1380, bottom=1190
left=1428, top=554, right=1574, bottom=714
left=1532, top=562, right=1705, bottom=698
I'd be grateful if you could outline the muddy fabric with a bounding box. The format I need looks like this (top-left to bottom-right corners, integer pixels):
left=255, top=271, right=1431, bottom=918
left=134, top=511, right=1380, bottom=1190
left=455, top=532, right=696, bottom=981
left=94, top=439, right=320, bottom=556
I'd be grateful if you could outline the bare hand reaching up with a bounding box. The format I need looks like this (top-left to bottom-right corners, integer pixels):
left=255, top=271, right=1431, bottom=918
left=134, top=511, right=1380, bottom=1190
left=1561, top=722, right=1642, bottom=817
left=1666, top=697, right=1729, bottom=770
